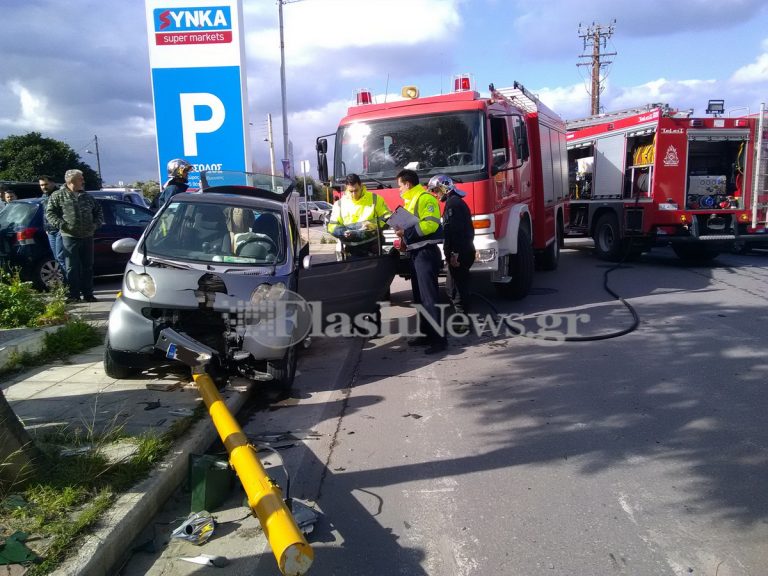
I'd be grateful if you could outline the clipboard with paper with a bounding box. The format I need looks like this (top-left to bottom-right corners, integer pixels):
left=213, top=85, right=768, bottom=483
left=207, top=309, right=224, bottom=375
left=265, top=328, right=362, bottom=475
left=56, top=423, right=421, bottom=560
left=386, top=206, right=420, bottom=230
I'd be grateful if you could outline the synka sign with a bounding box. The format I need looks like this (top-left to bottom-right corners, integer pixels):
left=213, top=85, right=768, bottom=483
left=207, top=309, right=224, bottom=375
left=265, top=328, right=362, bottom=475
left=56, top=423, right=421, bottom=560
left=145, top=0, right=251, bottom=188
left=154, top=7, right=233, bottom=45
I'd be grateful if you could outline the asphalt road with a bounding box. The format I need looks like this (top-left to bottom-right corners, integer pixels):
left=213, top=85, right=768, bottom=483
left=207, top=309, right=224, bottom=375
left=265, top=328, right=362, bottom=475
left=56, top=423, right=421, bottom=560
left=117, top=244, right=768, bottom=576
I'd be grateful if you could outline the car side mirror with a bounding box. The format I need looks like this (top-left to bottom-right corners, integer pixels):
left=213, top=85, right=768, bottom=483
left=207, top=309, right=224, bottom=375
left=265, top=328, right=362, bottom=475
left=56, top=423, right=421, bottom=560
left=112, top=237, right=138, bottom=253
left=302, top=254, right=312, bottom=269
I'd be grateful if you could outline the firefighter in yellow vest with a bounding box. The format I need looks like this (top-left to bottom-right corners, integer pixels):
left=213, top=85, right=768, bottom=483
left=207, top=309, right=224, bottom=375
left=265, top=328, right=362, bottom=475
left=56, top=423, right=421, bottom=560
left=393, top=168, right=446, bottom=354
left=327, top=173, right=392, bottom=259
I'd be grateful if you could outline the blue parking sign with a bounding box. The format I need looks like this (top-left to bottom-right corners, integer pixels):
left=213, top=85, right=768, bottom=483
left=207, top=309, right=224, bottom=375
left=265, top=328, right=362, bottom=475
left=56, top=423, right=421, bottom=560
left=145, top=0, right=251, bottom=189
left=151, top=66, right=247, bottom=188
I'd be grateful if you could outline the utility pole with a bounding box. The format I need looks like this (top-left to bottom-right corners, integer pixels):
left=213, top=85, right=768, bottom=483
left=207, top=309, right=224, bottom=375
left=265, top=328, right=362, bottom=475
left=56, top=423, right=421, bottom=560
left=94, top=135, right=102, bottom=182
left=266, top=113, right=277, bottom=176
left=578, top=21, right=616, bottom=115
left=86, top=135, right=103, bottom=183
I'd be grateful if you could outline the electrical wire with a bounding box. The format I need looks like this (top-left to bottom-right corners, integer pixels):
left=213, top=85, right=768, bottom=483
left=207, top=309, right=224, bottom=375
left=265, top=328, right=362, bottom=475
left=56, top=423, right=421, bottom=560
left=471, top=226, right=641, bottom=342
left=248, top=441, right=292, bottom=505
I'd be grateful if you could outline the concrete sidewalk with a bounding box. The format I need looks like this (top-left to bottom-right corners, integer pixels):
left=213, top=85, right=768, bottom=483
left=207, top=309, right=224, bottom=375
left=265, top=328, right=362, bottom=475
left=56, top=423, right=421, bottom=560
left=0, top=296, right=261, bottom=576
left=0, top=236, right=344, bottom=574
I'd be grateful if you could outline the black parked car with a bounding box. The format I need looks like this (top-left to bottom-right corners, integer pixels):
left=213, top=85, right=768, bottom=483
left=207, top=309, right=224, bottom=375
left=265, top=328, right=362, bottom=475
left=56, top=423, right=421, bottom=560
left=0, top=198, right=153, bottom=289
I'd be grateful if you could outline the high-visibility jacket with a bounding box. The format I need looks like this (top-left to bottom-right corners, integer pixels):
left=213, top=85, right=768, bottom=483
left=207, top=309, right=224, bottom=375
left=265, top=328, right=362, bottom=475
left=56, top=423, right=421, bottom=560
left=401, top=184, right=443, bottom=250
left=327, top=187, right=391, bottom=246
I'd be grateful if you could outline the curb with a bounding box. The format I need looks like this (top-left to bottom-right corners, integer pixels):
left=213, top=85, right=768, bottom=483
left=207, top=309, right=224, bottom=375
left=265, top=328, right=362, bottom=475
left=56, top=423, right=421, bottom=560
left=53, top=383, right=254, bottom=576
left=0, top=325, right=62, bottom=370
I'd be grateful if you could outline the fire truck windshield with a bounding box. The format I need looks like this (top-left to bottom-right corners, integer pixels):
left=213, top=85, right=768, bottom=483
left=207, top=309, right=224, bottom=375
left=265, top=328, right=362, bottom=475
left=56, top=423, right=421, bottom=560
left=335, top=111, right=485, bottom=182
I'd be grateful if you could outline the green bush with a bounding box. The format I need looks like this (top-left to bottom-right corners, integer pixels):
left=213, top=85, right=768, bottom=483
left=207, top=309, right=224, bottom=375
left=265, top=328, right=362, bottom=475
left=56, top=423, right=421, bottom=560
left=0, top=271, right=68, bottom=328
left=0, top=271, right=46, bottom=327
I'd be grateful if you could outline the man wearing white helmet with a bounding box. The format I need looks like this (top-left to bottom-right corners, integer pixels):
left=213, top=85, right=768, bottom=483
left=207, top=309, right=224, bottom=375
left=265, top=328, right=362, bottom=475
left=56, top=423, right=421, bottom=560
left=427, top=174, right=475, bottom=331
left=151, top=158, right=193, bottom=211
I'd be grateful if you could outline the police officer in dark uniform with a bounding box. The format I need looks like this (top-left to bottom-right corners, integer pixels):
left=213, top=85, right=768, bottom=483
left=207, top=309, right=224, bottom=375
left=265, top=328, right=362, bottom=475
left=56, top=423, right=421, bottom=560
left=427, top=174, right=475, bottom=332
left=151, top=158, right=193, bottom=212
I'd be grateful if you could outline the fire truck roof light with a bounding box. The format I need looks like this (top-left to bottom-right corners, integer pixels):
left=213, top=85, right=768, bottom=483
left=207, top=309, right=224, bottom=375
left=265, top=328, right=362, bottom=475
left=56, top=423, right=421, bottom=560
left=453, top=74, right=473, bottom=93
left=355, top=89, right=373, bottom=105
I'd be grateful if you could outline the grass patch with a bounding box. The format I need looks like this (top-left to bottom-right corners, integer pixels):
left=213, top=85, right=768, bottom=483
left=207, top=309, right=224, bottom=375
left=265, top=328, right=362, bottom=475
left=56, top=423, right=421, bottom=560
left=0, top=423, right=187, bottom=574
left=0, top=399, right=207, bottom=574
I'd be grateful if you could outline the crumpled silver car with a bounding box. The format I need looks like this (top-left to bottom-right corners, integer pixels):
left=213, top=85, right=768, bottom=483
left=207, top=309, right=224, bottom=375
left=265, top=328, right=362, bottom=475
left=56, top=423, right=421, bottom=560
left=104, top=171, right=395, bottom=388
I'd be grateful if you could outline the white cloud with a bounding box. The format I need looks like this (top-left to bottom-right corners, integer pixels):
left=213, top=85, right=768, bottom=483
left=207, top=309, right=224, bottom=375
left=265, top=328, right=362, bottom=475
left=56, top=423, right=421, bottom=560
left=731, top=48, right=768, bottom=84
left=0, top=81, right=61, bottom=131
left=534, top=83, right=591, bottom=119
left=246, top=0, right=461, bottom=66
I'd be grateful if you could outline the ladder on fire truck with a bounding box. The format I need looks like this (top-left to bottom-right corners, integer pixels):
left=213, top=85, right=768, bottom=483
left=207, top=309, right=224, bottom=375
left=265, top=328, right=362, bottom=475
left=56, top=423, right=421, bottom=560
left=565, top=103, right=672, bottom=131
left=492, top=81, right=543, bottom=113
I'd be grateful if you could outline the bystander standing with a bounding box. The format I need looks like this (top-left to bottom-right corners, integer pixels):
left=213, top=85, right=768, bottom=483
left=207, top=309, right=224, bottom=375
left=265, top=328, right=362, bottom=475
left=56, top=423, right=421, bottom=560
left=45, top=169, right=104, bottom=302
left=38, top=175, right=67, bottom=279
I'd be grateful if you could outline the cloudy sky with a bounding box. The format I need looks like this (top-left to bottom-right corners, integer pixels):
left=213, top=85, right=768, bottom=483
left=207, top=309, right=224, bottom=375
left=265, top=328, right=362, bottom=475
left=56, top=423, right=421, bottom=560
left=1, top=0, right=767, bottom=185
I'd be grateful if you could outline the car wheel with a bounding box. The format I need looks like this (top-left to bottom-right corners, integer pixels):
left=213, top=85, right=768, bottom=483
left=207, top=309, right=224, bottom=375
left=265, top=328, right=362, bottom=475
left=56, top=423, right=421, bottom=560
left=266, top=345, right=298, bottom=389
left=103, top=336, right=141, bottom=379
left=34, top=257, right=63, bottom=290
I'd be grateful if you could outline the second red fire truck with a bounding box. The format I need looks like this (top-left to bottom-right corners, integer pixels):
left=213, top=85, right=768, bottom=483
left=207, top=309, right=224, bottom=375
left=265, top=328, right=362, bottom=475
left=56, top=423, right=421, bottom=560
left=565, top=103, right=768, bottom=260
left=316, top=77, right=569, bottom=300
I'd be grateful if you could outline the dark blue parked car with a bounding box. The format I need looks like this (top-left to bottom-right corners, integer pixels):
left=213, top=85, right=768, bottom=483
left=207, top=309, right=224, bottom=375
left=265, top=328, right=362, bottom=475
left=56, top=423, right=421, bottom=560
left=0, top=198, right=153, bottom=289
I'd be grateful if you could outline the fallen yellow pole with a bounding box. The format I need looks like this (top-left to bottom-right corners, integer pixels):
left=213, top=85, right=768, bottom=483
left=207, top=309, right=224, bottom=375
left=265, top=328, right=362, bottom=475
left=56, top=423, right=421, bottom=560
left=193, top=372, right=314, bottom=575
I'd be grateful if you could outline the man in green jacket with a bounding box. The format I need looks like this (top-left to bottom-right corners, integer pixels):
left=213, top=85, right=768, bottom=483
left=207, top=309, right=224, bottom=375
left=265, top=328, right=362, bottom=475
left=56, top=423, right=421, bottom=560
left=45, top=169, right=104, bottom=302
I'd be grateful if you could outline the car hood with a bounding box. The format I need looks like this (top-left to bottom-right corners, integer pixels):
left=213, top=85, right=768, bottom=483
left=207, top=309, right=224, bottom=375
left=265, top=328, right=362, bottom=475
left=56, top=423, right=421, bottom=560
left=124, top=263, right=295, bottom=311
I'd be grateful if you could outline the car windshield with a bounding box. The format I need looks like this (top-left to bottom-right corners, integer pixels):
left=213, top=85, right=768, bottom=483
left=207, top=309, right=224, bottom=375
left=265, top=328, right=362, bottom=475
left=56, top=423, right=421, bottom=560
left=335, top=111, right=486, bottom=181
left=0, top=202, right=36, bottom=229
left=144, top=201, right=286, bottom=266
left=314, top=201, right=332, bottom=210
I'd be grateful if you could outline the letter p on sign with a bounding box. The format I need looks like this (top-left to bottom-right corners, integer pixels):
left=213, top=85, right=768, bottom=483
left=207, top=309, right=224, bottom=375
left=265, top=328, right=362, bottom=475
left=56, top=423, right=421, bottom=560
left=180, top=93, right=226, bottom=155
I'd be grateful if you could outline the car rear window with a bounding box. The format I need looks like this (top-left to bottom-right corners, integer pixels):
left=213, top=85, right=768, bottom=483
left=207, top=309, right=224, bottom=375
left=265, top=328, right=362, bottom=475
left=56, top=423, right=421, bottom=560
left=0, top=203, right=37, bottom=229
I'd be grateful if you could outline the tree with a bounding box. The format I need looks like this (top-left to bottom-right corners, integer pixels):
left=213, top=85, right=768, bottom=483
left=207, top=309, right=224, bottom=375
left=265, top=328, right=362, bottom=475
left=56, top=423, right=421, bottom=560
left=294, top=175, right=321, bottom=199
left=0, top=390, right=44, bottom=492
left=138, top=181, right=161, bottom=203
left=0, top=132, right=101, bottom=189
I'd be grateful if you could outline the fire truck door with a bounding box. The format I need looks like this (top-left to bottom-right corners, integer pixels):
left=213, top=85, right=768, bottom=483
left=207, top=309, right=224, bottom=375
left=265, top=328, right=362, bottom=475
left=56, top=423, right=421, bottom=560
left=489, top=113, right=521, bottom=203
left=593, top=134, right=626, bottom=198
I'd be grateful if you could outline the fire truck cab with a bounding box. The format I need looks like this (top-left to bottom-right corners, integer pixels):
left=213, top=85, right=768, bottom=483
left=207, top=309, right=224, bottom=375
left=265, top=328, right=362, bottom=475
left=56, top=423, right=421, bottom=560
left=316, top=78, right=569, bottom=300
left=566, top=104, right=768, bottom=260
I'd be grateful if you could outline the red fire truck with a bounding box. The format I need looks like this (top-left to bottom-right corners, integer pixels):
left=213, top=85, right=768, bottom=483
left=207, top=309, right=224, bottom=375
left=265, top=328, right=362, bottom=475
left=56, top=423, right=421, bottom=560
left=316, top=77, right=569, bottom=299
left=566, top=103, right=768, bottom=260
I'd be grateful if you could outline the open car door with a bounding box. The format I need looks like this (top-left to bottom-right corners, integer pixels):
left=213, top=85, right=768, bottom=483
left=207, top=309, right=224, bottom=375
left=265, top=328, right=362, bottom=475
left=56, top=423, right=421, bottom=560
left=297, top=253, right=397, bottom=322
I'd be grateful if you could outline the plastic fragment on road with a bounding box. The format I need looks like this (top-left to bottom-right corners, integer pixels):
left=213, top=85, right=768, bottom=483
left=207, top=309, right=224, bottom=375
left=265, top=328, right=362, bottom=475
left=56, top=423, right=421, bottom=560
left=179, top=554, right=229, bottom=567
left=170, top=510, right=215, bottom=545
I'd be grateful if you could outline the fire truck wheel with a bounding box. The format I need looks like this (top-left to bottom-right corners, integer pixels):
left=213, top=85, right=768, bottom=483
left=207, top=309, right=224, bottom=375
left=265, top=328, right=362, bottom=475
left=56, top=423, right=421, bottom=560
left=538, top=223, right=560, bottom=271
left=593, top=213, right=623, bottom=261
left=672, top=244, right=720, bottom=261
left=496, top=227, right=534, bottom=300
